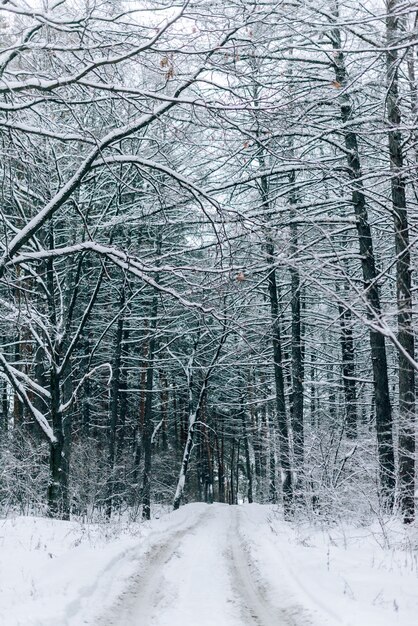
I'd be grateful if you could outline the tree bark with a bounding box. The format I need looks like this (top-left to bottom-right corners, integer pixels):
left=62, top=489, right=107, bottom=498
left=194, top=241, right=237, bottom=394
left=261, top=169, right=293, bottom=515
left=337, top=291, right=357, bottom=439
left=47, top=367, right=70, bottom=519
left=141, top=292, right=158, bottom=520
left=106, top=290, right=125, bottom=518
left=289, top=176, right=304, bottom=484
left=386, top=0, right=415, bottom=523
left=46, top=222, right=69, bottom=519
left=240, top=400, right=253, bottom=504
left=332, top=13, right=395, bottom=508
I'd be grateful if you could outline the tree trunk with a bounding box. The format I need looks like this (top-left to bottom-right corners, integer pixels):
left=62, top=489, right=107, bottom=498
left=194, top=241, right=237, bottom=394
left=141, top=293, right=158, bottom=521
left=332, top=13, right=395, bottom=508
left=266, top=248, right=292, bottom=514
left=46, top=221, right=69, bottom=520
left=216, top=414, right=226, bottom=503
left=235, top=439, right=240, bottom=505
left=337, top=295, right=357, bottom=439
left=240, top=402, right=253, bottom=503
left=268, top=420, right=277, bottom=503
left=160, top=372, right=169, bottom=452
left=289, top=180, right=304, bottom=485
left=173, top=332, right=227, bottom=510
left=258, top=167, right=293, bottom=514
left=229, top=438, right=235, bottom=505
left=106, top=292, right=125, bottom=518
left=173, top=404, right=197, bottom=510
left=47, top=368, right=69, bottom=519
left=339, top=309, right=357, bottom=439
left=386, top=0, right=415, bottom=523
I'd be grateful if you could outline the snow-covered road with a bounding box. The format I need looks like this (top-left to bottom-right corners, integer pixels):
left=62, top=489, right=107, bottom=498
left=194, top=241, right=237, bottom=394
left=2, top=503, right=418, bottom=626
left=98, top=504, right=311, bottom=626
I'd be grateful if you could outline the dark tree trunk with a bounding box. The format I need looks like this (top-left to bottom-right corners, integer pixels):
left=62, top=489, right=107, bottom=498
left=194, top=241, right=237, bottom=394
left=117, top=315, right=129, bottom=462
left=132, top=338, right=148, bottom=499
left=141, top=293, right=158, bottom=521
left=259, top=386, right=268, bottom=499
left=48, top=368, right=70, bottom=519
left=216, top=416, right=225, bottom=503
left=249, top=373, right=263, bottom=500
left=173, top=385, right=179, bottom=457
left=82, top=367, right=91, bottom=438
left=267, top=251, right=292, bottom=513
left=229, top=438, right=235, bottom=505
left=259, top=169, right=293, bottom=515
left=1, top=340, right=8, bottom=432
left=46, top=221, right=69, bottom=520
left=240, top=403, right=253, bottom=503
left=268, top=421, right=277, bottom=503
left=332, top=15, right=395, bottom=508
left=386, top=0, right=415, bottom=523
left=13, top=337, right=23, bottom=424
left=289, top=180, right=304, bottom=484
left=204, top=427, right=214, bottom=504
left=235, top=439, right=240, bottom=505
left=106, top=291, right=125, bottom=518
left=310, top=351, right=318, bottom=426
left=338, top=298, right=357, bottom=439
left=160, top=372, right=169, bottom=452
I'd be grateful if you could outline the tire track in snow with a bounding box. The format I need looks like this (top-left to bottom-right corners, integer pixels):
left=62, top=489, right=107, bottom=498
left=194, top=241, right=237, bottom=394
left=227, top=507, right=312, bottom=626
left=97, top=505, right=313, bottom=626
left=97, top=508, right=213, bottom=626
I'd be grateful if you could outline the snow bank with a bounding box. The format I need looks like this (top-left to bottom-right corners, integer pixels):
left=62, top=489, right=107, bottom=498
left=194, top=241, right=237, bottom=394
left=240, top=504, right=418, bottom=626
left=0, top=505, right=206, bottom=626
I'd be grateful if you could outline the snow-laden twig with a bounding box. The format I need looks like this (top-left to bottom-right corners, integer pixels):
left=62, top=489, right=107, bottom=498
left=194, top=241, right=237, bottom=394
left=59, top=363, right=112, bottom=414
left=0, top=353, right=56, bottom=443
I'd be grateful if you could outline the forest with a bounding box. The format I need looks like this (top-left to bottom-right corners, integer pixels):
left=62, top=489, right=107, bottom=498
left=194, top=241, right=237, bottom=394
left=0, top=0, right=417, bottom=532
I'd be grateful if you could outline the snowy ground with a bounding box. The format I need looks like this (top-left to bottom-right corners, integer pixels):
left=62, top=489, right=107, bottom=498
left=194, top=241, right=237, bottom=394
left=1, top=504, right=418, bottom=626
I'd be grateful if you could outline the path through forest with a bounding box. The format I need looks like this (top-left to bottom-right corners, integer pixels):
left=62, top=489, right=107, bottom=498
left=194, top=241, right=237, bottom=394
left=97, top=504, right=312, bottom=626
left=2, top=503, right=416, bottom=626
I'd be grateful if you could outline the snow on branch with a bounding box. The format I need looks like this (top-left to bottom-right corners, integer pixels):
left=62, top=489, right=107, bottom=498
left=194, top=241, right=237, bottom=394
left=91, top=155, right=219, bottom=210
left=0, top=353, right=56, bottom=443
left=59, top=363, right=112, bottom=414
left=7, top=242, right=224, bottom=319
left=0, top=3, right=188, bottom=95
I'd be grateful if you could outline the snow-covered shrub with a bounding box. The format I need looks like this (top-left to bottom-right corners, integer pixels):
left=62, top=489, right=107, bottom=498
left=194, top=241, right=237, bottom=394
left=0, top=428, right=49, bottom=517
